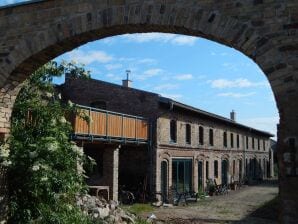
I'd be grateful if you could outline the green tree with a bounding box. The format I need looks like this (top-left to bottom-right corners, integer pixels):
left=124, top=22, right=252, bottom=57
left=2, top=61, right=92, bottom=223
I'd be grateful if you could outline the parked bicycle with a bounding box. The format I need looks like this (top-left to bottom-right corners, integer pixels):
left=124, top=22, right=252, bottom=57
left=119, top=185, right=135, bottom=205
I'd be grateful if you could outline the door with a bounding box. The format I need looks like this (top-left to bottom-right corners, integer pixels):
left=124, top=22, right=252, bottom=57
left=221, top=160, right=228, bottom=185
left=172, top=159, right=192, bottom=193
left=198, top=161, right=204, bottom=190
left=160, top=161, right=168, bottom=202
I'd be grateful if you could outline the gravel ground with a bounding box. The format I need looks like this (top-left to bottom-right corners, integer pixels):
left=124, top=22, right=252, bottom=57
left=141, top=183, right=279, bottom=224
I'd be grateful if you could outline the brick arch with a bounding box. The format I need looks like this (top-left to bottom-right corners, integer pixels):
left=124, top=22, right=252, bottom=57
left=0, top=0, right=298, bottom=222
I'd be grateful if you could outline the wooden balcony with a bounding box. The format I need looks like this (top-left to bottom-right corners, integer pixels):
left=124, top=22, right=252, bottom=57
left=71, top=105, right=149, bottom=144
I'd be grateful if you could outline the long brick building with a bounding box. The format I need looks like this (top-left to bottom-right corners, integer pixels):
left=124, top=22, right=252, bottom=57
left=59, top=75, right=274, bottom=202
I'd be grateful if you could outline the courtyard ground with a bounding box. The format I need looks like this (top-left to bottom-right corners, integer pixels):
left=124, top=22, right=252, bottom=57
left=135, top=182, right=279, bottom=224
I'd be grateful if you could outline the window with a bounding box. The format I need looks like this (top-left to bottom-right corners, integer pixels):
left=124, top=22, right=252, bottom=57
left=258, top=139, right=260, bottom=150
left=246, top=136, right=249, bottom=149
left=90, top=100, right=106, bottom=110
left=214, top=160, right=218, bottom=178
left=230, top=133, right=234, bottom=148
left=170, top=120, right=177, bottom=143
left=186, top=124, right=191, bottom=144
left=237, top=134, right=240, bottom=148
left=263, top=140, right=266, bottom=151
left=223, top=131, right=227, bottom=147
left=252, top=137, right=255, bottom=149
left=233, top=160, right=236, bottom=176
left=209, top=129, right=214, bottom=146
left=199, top=126, right=204, bottom=145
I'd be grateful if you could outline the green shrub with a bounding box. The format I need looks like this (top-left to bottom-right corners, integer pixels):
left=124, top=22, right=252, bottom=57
left=0, top=61, right=92, bottom=224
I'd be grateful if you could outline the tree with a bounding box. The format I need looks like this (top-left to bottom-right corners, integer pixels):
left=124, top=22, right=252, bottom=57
left=1, top=61, right=92, bottom=224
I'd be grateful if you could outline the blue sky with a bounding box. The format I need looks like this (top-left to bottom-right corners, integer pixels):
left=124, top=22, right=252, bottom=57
left=0, top=0, right=278, bottom=138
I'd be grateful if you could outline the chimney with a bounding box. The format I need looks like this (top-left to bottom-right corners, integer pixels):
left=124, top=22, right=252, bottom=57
left=122, top=70, right=132, bottom=88
left=230, top=110, right=236, bottom=121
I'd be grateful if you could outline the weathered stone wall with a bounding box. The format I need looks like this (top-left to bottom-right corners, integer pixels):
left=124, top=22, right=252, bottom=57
left=0, top=0, right=297, bottom=222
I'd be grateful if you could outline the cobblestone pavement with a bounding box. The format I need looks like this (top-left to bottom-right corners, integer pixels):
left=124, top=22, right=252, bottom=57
left=142, top=183, right=279, bottom=224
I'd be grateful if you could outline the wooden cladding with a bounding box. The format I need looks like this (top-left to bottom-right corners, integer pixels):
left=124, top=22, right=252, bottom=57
left=72, top=107, right=149, bottom=141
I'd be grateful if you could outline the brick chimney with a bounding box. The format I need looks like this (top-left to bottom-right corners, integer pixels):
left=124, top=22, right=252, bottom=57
left=230, top=110, right=236, bottom=121
left=122, top=70, right=132, bottom=88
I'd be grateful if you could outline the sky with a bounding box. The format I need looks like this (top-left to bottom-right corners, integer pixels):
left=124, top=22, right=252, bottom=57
left=0, top=0, right=279, bottom=139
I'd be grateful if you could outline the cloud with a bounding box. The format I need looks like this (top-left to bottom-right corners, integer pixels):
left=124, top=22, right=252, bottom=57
left=239, top=116, right=279, bottom=139
left=209, top=78, right=269, bottom=89
left=217, top=92, right=256, bottom=98
left=171, top=35, right=197, bottom=46
left=106, top=73, right=122, bottom=81
left=160, top=93, right=183, bottom=100
left=66, top=50, right=113, bottom=65
left=105, top=63, right=123, bottom=70
left=122, top=33, right=197, bottom=46
left=154, top=84, right=179, bottom=91
left=135, top=68, right=164, bottom=80
left=1, top=0, right=28, bottom=5
left=174, top=74, right=193, bottom=80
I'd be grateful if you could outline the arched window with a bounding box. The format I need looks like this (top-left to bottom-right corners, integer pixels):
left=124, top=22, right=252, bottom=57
left=90, top=100, right=107, bottom=110
left=186, top=124, right=191, bottom=144
left=209, top=129, right=214, bottom=146
left=223, top=131, right=227, bottom=147
left=214, top=160, right=218, bottom=178
left=199, top=126, right=204, bottom=145
left=230, top=133, right=234, bottom=148
left=170, top=120, right=177, bottom=143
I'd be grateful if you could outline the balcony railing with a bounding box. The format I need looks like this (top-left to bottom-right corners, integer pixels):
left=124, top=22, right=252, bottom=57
left=71, top=105, right=149, bottom=144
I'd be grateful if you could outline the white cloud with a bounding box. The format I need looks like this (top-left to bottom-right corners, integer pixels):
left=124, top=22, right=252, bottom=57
left=174, top=74, right=193, bottom=81
left=171, top=35, right=197, bottom=46
left=134, top=68, right=164, bottom=80
left=239, top=116, right=279, bottom=139
left=123, top=33, right=197, bottom=46
left=105, top=63, right=122, bottom=70
left=209, top=78, right=269, bottom=89
left=105, top=73, right=122, bottom=81
left=66, top=50, right=113, bottom=65
left=154, top=84, right=179, bottom=91
left=160, top=93, right=183, bottom=100
left=1, top=0, right=28, bottom=5
left=137, top=58, right=157, bottom=65
left=217, top=92, right=256, bottom=98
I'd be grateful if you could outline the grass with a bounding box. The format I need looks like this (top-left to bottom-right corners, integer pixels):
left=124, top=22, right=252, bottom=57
left=121, top=203, right=154, bottom=216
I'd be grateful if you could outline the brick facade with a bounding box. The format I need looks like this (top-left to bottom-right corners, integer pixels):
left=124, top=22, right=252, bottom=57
left=61, top=76, right=273, bottom=202
left=1, top=0, right=298, bottom=222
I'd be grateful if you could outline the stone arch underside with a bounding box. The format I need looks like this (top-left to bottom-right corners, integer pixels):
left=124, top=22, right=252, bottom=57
left=0, top=0, right=298, bottom=223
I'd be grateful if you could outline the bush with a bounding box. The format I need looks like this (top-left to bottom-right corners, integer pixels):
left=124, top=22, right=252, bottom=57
left=0, top=61, right=92, bottom=224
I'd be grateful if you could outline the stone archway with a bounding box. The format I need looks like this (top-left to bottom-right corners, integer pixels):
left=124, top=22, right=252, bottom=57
left=0, top=0, right=298, bottom=222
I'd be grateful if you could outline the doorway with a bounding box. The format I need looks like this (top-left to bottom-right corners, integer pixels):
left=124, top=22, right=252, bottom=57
left=172, top=159, right=193, bottom=192
left=221, top=160, right=228, bottom=185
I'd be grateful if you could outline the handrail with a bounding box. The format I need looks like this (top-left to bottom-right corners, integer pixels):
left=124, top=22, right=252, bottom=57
left=76, top=104, right=147, bottom=121
left=72, top=104, right=149, bottom=142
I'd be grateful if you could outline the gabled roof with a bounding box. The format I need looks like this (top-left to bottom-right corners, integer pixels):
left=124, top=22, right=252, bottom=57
left=159, top=96, right=274, bottom=138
